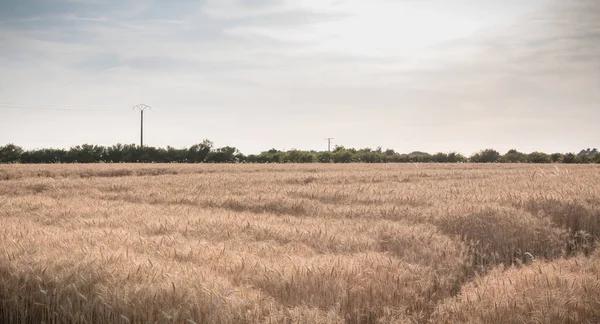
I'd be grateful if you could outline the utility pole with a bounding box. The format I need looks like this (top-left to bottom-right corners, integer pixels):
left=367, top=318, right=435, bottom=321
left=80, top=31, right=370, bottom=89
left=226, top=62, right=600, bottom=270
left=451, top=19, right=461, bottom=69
left=325, top=138, right=334, bottom=152
left=133, top=104, right=151, bottom=147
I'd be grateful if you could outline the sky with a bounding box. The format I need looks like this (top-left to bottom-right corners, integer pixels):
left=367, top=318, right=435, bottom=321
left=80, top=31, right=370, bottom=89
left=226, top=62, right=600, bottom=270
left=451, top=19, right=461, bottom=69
left=0, top=0, right=598, bottom=155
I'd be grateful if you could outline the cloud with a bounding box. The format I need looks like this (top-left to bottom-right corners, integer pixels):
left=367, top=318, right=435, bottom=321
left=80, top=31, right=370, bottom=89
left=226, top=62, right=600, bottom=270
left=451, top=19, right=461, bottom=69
left=0, top=0, right=598, bottom=154
left=398, top=0, right=600, bottom=115
left=202, top=0, right=300, bottom=19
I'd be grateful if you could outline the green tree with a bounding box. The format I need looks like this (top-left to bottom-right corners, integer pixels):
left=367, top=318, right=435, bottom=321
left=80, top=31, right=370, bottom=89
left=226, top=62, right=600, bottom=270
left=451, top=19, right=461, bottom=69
left=332, top=149, right=353, bottom=163
left=575, top=154, right=591, bottom=164
left=0, top=144, right=23, bottom=163
left=316, top=151, right=333, bottom=163
left=104, top=143, right=139, bottom=162
left=550, top=153, right=563, bottom=163
left=501, top=149, right=527, bottom=163
left=356, top=148, right=384, bottom=163
left=284, top=150, right=315, bottom=163
left=384, top=149, right=396, bottom=157
left=206, top=146, right=239, bottom=163
left=20, top=148, right=68, bottom=163
left=256, top=149, right=284, bottom=163
left=67, top=144, right=105, bottom=163
left=188, top=140, right=213, bottom=163
left=563, top=153, right=577, bottom=164
left=245, top=154, right=258, bottom=163
left=138, top=146, right=168, bottom=163
left=432, top=152, right=449, bottom=163
left=447, top=152, right=466, bottom=163
left=527, top=152, right=551, bottom=164
left=407, top=151, right=432, bottom=163
left=470, top=149, right=501, bottom=163
left=235, top=152, right=247, bottom=163
left=576, top=148, right=597, bottom=163
left=165, top=146, right=187, bottom=163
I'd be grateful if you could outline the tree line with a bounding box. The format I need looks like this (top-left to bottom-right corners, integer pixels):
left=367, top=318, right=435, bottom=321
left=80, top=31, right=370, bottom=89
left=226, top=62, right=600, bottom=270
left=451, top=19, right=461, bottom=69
left=0, top=142, right=599, bottom=164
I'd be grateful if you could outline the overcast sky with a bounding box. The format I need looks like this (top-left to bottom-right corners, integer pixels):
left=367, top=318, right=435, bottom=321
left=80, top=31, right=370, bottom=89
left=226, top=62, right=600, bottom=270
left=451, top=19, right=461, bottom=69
left=0, top=0, right=598, bottom=154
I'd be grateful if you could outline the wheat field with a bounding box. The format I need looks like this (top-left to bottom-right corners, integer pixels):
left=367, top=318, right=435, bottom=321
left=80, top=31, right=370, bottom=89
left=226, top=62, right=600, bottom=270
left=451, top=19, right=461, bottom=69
left=0, top=163, right=599, bottom=323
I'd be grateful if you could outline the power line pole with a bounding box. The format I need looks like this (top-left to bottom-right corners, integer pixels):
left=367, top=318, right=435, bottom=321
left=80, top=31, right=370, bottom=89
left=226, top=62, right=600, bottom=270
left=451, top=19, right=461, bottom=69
left=325, top=138, right=334, bottom=152
left=133, top=104, right=151, bottom=147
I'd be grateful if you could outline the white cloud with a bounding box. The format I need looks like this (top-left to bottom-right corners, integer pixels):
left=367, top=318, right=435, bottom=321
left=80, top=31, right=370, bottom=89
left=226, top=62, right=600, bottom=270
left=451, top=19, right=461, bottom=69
left=0, top=0, right=598, bottom=154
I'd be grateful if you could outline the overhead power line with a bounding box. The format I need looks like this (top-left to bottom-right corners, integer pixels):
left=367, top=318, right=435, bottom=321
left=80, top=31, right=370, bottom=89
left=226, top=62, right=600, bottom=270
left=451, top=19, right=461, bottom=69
left=0, top=101, right=118, bottom=108
left=0, top=103, right=218, bottom=114
left=0, top=104, right=120, bottom=112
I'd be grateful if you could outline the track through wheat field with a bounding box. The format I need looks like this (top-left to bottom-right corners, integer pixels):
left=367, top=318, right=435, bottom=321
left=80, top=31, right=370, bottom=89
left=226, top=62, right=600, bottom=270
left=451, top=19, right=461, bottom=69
left=1, top=163, right=599, bottom=323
